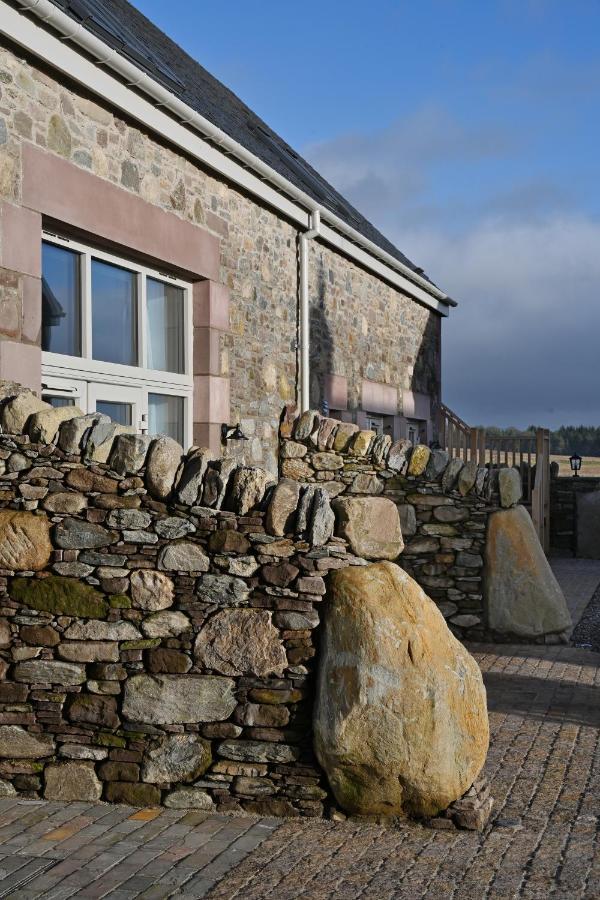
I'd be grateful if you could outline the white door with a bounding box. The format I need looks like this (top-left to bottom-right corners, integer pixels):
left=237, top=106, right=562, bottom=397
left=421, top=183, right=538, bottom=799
left=88, top=383, right=145, bottom=432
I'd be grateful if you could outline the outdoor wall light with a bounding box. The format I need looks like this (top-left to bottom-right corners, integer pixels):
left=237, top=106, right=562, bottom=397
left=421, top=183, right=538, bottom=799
left=221, top=423, right=250, bottom=442
left=569, top=452, right=582, bottom=476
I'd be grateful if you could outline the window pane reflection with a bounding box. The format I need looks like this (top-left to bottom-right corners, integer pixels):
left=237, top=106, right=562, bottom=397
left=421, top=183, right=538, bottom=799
left=148, top=393, right=183, bottom=444
left=96, top=400, right=132, bottom=427
left=42, top=242, right=81, bottom=356
left=92, top=259, right=137, bottom=365
left=147, top=278, right=185, bottom=374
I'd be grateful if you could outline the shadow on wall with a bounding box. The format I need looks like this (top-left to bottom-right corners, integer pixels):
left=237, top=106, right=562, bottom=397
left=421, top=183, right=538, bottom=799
left=308, top=255, right=442, bottom=427
left=309, top=261, right=333, bottom=413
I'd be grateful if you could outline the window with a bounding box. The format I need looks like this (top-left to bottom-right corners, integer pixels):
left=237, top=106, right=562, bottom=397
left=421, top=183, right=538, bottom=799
left=41, top=233, right=193, bottom=446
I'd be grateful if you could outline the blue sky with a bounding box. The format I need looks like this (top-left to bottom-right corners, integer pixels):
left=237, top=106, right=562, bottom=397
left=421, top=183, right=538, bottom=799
left=137, top=0, right=600, bottom=429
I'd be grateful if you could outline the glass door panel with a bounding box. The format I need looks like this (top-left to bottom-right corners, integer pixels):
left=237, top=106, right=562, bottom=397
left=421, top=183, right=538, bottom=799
left=88, top=383, right=144, bottom=432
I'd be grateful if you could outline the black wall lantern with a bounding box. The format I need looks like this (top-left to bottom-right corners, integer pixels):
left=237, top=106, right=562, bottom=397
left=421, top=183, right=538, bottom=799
left=221, top=423, right=249, bottom=442
left=569, top=452, right=582, bottom=477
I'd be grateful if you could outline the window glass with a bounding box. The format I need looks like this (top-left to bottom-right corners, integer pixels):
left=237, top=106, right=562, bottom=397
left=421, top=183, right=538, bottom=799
left=92, top=258, right=137, bottom=365
left=44, top=395, right=76, bottom=408
left=42, top=242, right=81, bottom=356
left=148, top=393, right=184, bottom=445
left=96, top=400, right=132, bottom=427
left=146, top=278, right=185, bottom=374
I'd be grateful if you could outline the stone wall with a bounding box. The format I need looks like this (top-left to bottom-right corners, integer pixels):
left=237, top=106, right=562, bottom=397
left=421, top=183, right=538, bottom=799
left=0, top=396, right=374, bottom=813
left=279, top=408, right=504, bottom=643
left=550, top=475, right=600, bottom=556
left=0, top=41, right=441, bottom=472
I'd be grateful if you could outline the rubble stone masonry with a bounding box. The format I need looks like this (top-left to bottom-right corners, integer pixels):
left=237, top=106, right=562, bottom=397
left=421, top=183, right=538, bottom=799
left=0, top=41, right=440, bottom=472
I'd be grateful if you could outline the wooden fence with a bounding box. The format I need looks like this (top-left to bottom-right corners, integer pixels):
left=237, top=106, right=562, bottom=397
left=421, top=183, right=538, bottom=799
left=437, top=404, right=551, bottom=552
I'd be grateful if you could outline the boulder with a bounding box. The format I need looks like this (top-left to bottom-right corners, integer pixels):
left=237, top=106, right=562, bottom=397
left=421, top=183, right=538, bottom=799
left=176, top=447, right=215, bottom=506
left=122, top=674, right=236, bottom=724
left=372, top=434, right=392, bottom=466
left=109, top=433, right=153, bottom=475
left=332, top=423, right=359, bottom=453
left=350, top=430, right=375, bottom=457
left=266, top=478, right=301, bottom=536
left=202, top=458, right=238, bottom=509
left=155, top=516, right=196, bottom=539
left=228, top=466, right=276, bottom=515
left=85, top=422, right=134, bottom=464
left=0, top=779, right=16, bottom=798
left=158, top=542, right=210, bottom=573
left=142, top=734, right=212, bottom=784
left=317, top=417, right=339, bottom=450
left=64, top=620, right=141, bottom=641
left=0, top=510, right=52, bottom=571
left=576, top=491, right=600, bottom=558
left=293, top=409, right=318, bottom=440
left=498, top=468, right=522, bottom=508
left=106, top=509, right=151, bottom=530
left=425, top=449, right=450, bottom=480
left=42, top=492, right=87, bottom=514
left=280, top=441, right=307, bottom=459
left=442, top=458, right=464, bottom=492
left=484, top=506, right=571, bottom=638
left=44, top=762, right=102, bottom=801
left=13, top=659, right=86, bottom=685
left=399, top=504, right=417, bottom=538
left=387, top=439, right=412, bottom=473
left=1, top=391, right=51, bottom=434
left=145, top=435, right=184, bottom=499
left=10, top=576, right=107, bottom=618
left=58, top=412, right=107, bottom=455
left=307, top=488, right=335, bottom=547
left=332, top=496, right=403, bottom=560
left=28, top=406, right=84, bottom=443
left=458, top=460, right=478, bottom=496
left=0, top=725, right=54, bottom=758
left=408, top=445, right=431, bottom=476
left=195, top=609, right=287, bottom=676
left=130, top=569, right=175, bottom=611
left=314, top=562, right=489, bottom=818
left=281, top=458, right=313, bottom=480
left=164, top=788, right=215, bottom=810
left=197, top=574, right=249, bottom=607
left=312, top=452, right=344, bottom=471
left=141, top=610, right=191, bottom=638
left=54, top=518, right=115, bottom=550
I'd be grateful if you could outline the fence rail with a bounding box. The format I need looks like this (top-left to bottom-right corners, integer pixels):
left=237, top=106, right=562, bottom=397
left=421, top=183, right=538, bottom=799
left=437, top=404, right=550, bottom=551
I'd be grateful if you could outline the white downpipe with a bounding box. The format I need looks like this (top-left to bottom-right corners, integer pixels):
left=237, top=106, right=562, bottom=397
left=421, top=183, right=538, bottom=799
left=299, top=210, right=321, bottom=413
left=11, top=0, right=456, bottom=312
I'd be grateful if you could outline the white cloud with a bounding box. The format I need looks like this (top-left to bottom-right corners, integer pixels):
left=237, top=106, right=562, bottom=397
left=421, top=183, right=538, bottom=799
left=396, top=216, right=600, bottom=428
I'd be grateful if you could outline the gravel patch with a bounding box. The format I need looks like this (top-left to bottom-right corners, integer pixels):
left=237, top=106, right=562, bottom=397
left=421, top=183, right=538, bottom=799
left=571, top=583, right=600, bottom=651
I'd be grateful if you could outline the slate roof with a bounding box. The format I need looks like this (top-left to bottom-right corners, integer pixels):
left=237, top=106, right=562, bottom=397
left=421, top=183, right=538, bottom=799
left=46, top=0, right=430, bottom=281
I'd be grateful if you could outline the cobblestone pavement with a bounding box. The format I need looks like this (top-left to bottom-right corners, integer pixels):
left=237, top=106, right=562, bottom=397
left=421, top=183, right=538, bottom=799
left=0, top=643, right=598, bottom=899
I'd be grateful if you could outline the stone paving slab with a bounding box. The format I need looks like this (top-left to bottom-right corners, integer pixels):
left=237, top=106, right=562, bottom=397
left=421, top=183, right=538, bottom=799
left=550, top=557, right=600, bottom=627
left=0, top=644, right=598, bottom=899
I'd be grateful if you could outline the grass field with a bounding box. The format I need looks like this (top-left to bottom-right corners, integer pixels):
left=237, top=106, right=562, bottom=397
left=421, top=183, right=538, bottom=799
left=551, top=455, right=600, bottom=476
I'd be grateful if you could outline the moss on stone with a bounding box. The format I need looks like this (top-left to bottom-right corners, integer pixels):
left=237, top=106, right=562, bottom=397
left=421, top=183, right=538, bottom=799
left=10, top=576, right=108, bottom=618
left=120, top=638, right=160, bottom=650
left=109, top=594, right=131, bottom=609
left=94, top=733, right=126, bottom=748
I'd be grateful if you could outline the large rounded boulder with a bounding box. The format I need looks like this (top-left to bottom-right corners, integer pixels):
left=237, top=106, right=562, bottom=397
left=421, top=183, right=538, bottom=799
left=314, top=561, right=489, bottom=819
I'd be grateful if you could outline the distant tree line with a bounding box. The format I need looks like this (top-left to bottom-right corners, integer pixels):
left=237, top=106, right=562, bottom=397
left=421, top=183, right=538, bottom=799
left=477, top=425, right=600, bottom=456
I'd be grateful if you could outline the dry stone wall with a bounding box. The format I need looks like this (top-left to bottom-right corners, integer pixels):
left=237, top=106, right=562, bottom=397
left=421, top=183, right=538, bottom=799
left=280, top=407, right=517, bottom=644
left=0, top=397, right=372, bottom=814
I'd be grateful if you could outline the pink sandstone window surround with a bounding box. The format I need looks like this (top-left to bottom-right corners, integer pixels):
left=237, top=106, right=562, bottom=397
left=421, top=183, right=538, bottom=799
left=0, top=144, right=230, bottom=452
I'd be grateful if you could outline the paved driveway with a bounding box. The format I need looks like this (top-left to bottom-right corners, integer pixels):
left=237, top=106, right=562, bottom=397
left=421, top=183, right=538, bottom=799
left=0, top=641, right=598, bottom=899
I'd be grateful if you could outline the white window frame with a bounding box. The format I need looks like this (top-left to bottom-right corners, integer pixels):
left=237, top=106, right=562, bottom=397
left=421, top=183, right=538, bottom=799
left=41, top=231, right=194, bottom=446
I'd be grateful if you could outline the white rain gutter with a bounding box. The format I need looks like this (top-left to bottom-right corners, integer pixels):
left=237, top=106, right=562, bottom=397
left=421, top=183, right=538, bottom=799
left=4, top=0, right=457, bottom=315
left=299, top=210, right=321, bottom=412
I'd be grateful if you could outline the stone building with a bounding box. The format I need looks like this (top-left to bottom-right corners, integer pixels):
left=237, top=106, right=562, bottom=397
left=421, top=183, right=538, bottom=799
left=0, top=0, right=456, bottom=473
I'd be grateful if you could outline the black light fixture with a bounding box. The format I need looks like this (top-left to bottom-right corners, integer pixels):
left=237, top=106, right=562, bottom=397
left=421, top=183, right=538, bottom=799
left=569, top=452, right=582, bottom=477
left=221, top=423, right=249, bottom=442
